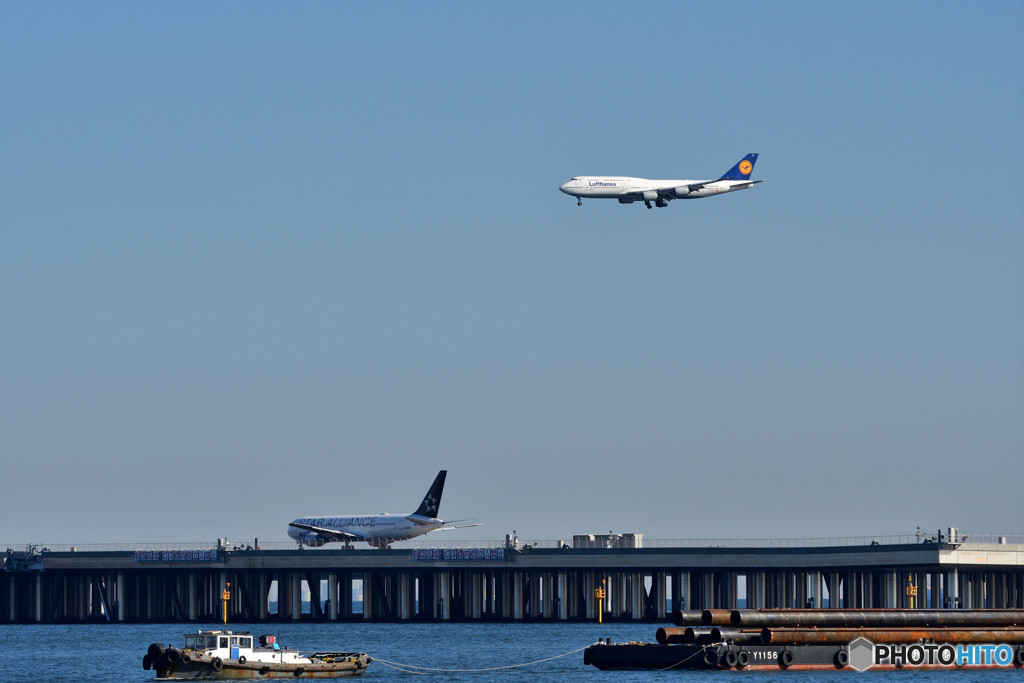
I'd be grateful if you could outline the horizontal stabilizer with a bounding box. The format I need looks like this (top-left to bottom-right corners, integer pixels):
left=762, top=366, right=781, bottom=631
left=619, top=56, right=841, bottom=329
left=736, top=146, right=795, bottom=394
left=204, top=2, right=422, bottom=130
left=437, top=522, right=482, bottom=531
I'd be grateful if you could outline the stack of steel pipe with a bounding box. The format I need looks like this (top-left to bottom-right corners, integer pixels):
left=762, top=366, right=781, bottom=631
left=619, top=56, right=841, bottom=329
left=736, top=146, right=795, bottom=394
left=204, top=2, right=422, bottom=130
left=670, top=609, right=705, bottom=627
left=759, top=627, right=1024, bottom=646
left=731, top=608, right=1024, bottom=629
left=656, top=627, right=762, bottom=646
left=724, top=609, right=1024, bottom=647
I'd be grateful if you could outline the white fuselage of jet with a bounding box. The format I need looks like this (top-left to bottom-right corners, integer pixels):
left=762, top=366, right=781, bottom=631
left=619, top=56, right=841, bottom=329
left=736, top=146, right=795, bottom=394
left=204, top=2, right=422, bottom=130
left=560, top=176, right=756, bottom=201
left=287, top=469, right=479, bottom=549
left=287, top=513, right=442, bottom=547
left=559, top=154, right=762, bottom=209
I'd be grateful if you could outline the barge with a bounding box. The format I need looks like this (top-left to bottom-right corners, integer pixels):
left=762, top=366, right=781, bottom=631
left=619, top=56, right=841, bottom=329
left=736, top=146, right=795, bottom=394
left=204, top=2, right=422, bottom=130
left=143, top=631, right=371, bottom=679
left=584, top=609, right=1024, bottom=672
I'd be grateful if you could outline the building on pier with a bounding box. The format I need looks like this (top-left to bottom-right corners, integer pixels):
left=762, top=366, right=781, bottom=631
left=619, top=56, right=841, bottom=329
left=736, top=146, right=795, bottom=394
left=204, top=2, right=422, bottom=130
left=3, top=538, right=1022, bottom=623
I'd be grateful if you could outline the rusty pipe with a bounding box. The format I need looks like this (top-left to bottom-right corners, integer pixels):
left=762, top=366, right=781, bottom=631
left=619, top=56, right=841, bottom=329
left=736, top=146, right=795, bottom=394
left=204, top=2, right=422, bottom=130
left=701, top=609, right=732, bottom=626
left=656, top=627, right=763, bottom=645
left=657, top=627, right=697, bottom=644
left=760, top=627, right=1024, bottom=646
left=671, top=610, right=705, bottom=627
left=710, top=628, right=764, bottom=645
left=732, top=609, right=1024, bottom=628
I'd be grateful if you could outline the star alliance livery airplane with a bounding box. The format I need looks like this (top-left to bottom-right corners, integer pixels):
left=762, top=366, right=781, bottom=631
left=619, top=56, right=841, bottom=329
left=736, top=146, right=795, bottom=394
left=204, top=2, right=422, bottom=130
left=560, top=153, right=761, bottom=209
left=287, top=470, right=479, bottom=549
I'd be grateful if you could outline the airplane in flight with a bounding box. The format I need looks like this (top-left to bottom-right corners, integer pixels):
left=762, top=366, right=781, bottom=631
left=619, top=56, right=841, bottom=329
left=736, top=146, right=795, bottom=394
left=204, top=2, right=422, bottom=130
left=559, top=153, right=762, bottom=209
left=287, top=470, right=479, bottom=549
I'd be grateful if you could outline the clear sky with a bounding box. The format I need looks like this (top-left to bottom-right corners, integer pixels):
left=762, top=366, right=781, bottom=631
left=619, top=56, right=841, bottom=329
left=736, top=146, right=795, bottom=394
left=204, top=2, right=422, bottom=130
left=2, top=2, right=1022, bottom=545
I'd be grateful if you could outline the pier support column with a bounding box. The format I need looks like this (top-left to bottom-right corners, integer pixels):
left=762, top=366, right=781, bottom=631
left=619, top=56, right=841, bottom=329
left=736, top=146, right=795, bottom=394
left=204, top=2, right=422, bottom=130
left=540, top=573, right=551, bottom=619
left=583, top=574, right=595, bottom=620
left=187, top=574, right=196, bottom=621
left=748, top=572, right=764, bottom=609
left=825, top=572, right=839, bottom=608
left=942, top=569, right=955, bottom=608
left=469, top=573, right=481, bottom=619
left=620, top=573, right=632, bottom=618
left=115, top=572, right=124, bottom=622
left=973, top=572, right=985, bottom=608
left=883, top=571, right=897, bottom=608
left=808, top=571, right=822, bottom=608
left=512, top=572, right=523, bottom=620
left=397, top=573, right=411, bottom=620
left=626, top=573, right=638, bottom=620
left=677, top=572, right=690, bottom=611
left=327, top=572, right=338, bottom=620
left=654, top=572, right=666, bottom=619
left=700, top=573, right=714, bottom=610
left=436, top=571, right=449, bottom=620
left=558, top=572, right=567, bottom=620
left=529, top=572, right=541, bottom=618
left=34, top=574, right=42, bottom=622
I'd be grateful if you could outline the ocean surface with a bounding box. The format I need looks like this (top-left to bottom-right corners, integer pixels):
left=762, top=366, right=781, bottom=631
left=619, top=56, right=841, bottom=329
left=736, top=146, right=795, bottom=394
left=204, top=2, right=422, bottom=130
left=0, top=622, right=1020, bottom=682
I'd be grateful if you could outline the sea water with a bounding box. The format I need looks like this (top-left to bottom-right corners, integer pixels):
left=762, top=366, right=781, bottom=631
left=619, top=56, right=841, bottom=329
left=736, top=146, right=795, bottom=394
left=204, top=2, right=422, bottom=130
left=0, top=622, right=1020, bottom=682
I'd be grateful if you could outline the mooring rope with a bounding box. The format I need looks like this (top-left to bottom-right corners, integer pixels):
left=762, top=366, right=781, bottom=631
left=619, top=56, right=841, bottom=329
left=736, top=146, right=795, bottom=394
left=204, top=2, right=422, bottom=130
left=370, top=644, right=591, bottom=674
left=658, top=643, right=713, bottom=672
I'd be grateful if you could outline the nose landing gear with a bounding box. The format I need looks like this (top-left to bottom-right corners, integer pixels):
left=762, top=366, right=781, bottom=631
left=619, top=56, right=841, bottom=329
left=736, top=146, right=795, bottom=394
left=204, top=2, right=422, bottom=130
left=578, top=199, right=582, bottom=206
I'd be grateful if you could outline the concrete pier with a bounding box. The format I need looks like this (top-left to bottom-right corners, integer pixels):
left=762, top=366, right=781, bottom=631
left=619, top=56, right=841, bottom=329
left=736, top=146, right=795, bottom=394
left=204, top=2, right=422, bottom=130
left=3, top=541, right=1022, bottom=623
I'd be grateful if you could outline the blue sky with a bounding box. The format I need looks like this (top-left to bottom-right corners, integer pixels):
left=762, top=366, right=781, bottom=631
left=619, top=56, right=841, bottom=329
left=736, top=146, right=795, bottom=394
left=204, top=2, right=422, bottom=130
left=2, top=2, right=1021, bottom=544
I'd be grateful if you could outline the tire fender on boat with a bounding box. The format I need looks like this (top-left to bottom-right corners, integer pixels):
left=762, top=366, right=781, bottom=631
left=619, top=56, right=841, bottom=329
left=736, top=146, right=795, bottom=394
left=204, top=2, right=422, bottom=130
left=165, top=648, right=181, bottom=664
left=142, top=654, right=152, bottom=671
left=293, top=667, right=304, bottom=676
left=703, top=648, right=720, bottom=667
left=211, top=657, right=223, bottom=672
left=723, top=649, right=739, bottom=668
left=1015, top=647, right=1024, bottom=668
left=779, top=649, right=794, bottom=669
left=834, top=649, right=849, bottom=669
left=736, top=650, right=750, bottom=668
left=259, top=665, right=271, bottom=675
left=238, top=655, right=247, bottom=664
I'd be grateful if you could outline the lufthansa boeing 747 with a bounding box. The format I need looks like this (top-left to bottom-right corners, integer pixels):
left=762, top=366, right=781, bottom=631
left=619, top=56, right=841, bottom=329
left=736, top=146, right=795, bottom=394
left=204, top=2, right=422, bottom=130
left=287, top=470, right=480, bottom=549
left=560, top=153, right=761, bottom=209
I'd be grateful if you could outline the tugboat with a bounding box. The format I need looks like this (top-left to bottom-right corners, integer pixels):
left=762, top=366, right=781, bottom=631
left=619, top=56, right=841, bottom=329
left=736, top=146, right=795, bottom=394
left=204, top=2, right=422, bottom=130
left=143, top=631, right=371, bottom=679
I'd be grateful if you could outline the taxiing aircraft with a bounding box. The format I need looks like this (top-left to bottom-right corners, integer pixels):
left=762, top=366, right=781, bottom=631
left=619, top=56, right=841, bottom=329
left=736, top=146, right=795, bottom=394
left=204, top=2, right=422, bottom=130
left=287, top=470, right=479, bottom=549
left=559, top=153, right=762, bottom=209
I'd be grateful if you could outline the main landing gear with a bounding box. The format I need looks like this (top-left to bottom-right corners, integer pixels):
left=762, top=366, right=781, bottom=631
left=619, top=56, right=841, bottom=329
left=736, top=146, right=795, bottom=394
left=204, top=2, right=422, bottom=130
left=577, top=199, right=582, bottom=206
left=645, top=201, right=652, bottom=209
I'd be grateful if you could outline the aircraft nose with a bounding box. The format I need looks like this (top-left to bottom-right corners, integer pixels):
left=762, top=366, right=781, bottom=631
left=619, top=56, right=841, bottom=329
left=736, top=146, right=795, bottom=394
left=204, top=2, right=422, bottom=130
left=559, top=181, right=573, bottom=195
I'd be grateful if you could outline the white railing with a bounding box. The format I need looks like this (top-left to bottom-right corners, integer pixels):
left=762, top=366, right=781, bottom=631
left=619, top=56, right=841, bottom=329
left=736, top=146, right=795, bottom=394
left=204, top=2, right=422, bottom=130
left=5, top=532, right=1021, bottom=554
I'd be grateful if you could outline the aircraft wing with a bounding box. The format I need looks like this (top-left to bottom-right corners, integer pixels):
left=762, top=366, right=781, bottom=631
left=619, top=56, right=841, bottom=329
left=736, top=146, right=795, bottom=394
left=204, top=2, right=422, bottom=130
left=288, top=521, right=364, bottom=542
left=659, top=181, right=711, bottom=196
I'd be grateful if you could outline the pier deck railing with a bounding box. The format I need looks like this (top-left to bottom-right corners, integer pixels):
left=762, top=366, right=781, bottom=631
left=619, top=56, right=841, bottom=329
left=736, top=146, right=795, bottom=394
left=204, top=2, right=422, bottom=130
left=6, top=532, right=1022, bottom=554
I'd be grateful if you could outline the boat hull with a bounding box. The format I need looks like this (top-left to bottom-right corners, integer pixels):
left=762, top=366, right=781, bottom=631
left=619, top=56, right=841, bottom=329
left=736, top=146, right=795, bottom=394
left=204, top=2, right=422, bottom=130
left=152, top=653, right=370, bottom=679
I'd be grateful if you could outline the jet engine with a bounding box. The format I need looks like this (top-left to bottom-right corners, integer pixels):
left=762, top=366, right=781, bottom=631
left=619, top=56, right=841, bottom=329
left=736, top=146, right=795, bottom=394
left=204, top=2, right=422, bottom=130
left=673, top=186, right=693, bottom=198
left=617, top=197, right=635, bottom=204
left=642, top=190, right=659, bottom=201
left=297, top=532, right=327, bottom=547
